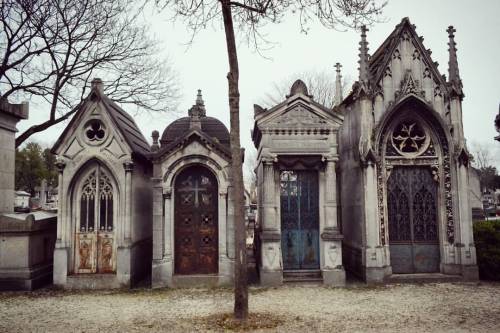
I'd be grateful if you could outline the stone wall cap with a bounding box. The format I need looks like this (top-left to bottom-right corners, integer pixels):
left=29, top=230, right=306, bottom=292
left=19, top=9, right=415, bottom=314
left=0, top=98, right=29, bottom=120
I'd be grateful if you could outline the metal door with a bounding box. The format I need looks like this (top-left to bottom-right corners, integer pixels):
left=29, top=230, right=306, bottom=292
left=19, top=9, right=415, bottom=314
left=75, top=167, right=115, bottom=274
left=174, top=166, right=218, bottom=275
left=388, top=167, right=439, bottom=273
left=280, top=170, right=320, bottom=270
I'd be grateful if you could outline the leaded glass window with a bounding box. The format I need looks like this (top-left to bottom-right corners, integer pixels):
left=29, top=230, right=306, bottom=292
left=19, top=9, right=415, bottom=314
left=79, top=168, right=113, bottom=232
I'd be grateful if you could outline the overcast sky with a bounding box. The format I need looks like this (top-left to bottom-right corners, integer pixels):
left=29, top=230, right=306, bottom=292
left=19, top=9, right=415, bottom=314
left=17, top=0, right=500, bottom=169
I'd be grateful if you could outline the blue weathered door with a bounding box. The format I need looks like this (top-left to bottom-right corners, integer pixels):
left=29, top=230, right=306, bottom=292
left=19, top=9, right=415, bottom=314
left=280, top=170, right=320, bottom=270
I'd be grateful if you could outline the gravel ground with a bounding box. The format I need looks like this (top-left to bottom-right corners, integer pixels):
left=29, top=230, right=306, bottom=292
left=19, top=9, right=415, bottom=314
left=0, top=282, right=499, bottom=332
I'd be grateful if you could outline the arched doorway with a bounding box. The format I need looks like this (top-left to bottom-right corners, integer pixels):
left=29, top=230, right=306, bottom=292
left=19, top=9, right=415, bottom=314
left=174, top=165, right=218, bottom=275
left=382, top=116, right=442, bottom=274
left=73, top=163, right=116, bottom=274
left=387, top=167, right=439, bottom=273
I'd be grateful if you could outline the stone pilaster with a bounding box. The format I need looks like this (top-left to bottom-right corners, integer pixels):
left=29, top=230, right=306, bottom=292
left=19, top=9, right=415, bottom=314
left=53, top=159, right=69, bottom=286
left=259, top=155, right=282, bottom=286
left=455, top=154, right=478, bottom=280
left=321, top=155, right=345, bottom=286
left=151, top=177, right=171, bottom=288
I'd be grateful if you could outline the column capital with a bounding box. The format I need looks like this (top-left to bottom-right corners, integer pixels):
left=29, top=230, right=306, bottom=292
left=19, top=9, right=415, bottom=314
left=163, top=188, right=172, bottom=199
left=123, top=160, right=134, bottom=172
left=261, top=154, right=277, bottom=165
left=322, top=154, right=338, bottom=163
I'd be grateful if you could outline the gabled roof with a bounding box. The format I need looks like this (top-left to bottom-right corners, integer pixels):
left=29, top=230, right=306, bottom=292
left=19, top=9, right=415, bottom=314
left=152, top=128, right=232, bottom=162
left=369, top=17, right=448, bottom=90
left=51, top=82, right=150, bottom=159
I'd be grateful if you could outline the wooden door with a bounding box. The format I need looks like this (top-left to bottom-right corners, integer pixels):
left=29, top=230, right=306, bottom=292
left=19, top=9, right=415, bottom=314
left=280, top=170, right=320, bottom=271
left=174, top=166, right=218, bottom=275
left=388, top=167, right=440, bottom=273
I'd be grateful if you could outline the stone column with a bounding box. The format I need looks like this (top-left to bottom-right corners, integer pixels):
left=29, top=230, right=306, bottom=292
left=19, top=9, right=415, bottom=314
left=259, top=156, right=282, bottom=286
left=323, top=155, right=339, bottom=231
left=53, top=159, right=69, bottom=286
left=151, top=177, right=164, bottom=261
left=123, top=160, right=134, bottom=242
left=321, top=155, right=345, bottom=286
left=220, top=189, right=230, bottom=258
left=117, top=160, right=134, bottom=286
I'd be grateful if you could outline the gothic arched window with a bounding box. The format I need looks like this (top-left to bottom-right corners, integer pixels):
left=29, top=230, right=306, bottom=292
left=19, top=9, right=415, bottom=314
left=79, top=168, right=114, bottom=232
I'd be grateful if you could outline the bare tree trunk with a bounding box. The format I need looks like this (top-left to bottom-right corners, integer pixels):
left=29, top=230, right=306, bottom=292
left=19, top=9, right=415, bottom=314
left=220, top=0, right=248, bottom=321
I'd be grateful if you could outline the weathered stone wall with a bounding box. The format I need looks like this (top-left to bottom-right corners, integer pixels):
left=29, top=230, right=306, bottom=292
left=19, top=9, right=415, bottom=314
left=0, top=100, right=28, bottom=213
left=0, top=212, right=57, bottom=290
left=338, top=102, right=365, bottom=277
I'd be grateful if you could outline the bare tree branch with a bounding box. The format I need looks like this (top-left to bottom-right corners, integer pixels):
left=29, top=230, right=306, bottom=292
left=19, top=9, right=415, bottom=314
left=1, top=0, right=180, bottom=147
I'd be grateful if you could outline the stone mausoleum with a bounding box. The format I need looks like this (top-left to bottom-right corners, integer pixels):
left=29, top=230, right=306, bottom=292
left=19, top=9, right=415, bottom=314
left=49, top=17, right=478, bottom=289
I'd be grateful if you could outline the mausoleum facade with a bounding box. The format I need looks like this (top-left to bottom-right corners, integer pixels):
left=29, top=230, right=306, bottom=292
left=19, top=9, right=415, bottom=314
left=49, top=17, right=478, bottom=289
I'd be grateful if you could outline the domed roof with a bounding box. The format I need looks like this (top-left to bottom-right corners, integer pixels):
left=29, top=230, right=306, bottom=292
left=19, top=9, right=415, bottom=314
left=160, top=90, right=230, bottom=148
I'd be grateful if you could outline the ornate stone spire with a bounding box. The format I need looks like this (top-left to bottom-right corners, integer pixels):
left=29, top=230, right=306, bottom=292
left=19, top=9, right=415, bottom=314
left=189, top=89, right=206, bottom=129
left=447, top=26, right=463, bottom=96
left=358, top=25, right=370, bottom=86
left=334, top=62, right=343, bottom=106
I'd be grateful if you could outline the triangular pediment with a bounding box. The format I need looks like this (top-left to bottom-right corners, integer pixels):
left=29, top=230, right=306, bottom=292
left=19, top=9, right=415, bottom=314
left=52, top=87, right=149, bottom=160
left=370, top=18, right=447, bottom=92
left=52, top=99, right=132, bottom=161
left=258, top=98, right=343, bottom=130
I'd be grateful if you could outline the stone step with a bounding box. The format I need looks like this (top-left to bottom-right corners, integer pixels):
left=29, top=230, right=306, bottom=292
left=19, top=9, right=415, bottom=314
left=387, top=273, right=463, bottom=284
left=283, top=270, right=322, bottom=284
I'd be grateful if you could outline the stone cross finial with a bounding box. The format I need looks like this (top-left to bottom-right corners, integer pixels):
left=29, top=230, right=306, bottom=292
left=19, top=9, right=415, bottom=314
left=334, top=62, right=343, bottom=106
left=447, top=26, right=462, bottom=96
left=358, top=25, right=370, bottom=85
left=189, top=89, right=206, bottom=129
left=91, top=78, right=104, bottom=93
left=151, top=130, right=160, bottom=152
left=196, top=89, right=204, bottom=105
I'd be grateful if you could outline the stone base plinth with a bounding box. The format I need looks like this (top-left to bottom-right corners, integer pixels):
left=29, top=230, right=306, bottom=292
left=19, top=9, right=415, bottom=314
left=260, top=269, right=283, bottom=286
left=364, top=266, right=391, bottom=284
left=461, top=265, right=479, bottom=281
left=322, top=267, right=346, bottom=287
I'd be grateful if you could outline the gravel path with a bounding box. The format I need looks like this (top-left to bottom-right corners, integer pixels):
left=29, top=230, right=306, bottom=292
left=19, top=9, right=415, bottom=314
left=0, top=282, right=499, bottom=332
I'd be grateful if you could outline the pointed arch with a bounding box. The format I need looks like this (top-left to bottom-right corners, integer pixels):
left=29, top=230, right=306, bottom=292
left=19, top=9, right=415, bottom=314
left=68, top=158, right=120, bottom=274
left=375, top=95, right=452, bottom=154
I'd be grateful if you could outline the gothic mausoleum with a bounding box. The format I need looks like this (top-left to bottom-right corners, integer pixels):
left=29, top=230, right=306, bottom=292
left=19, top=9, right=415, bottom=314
left=51, top=79, right=153, bottom=289
left=50, top=17, right=478, bottom=289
